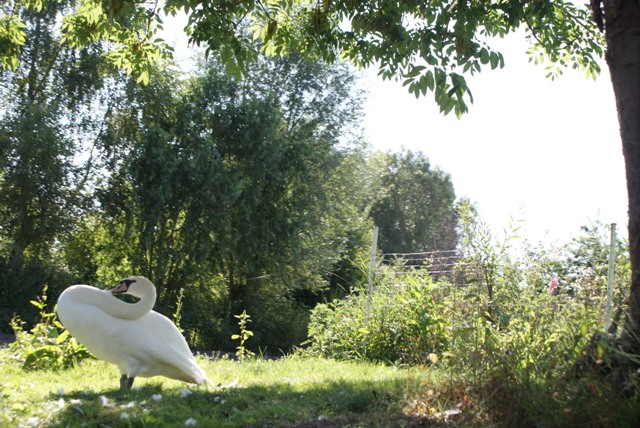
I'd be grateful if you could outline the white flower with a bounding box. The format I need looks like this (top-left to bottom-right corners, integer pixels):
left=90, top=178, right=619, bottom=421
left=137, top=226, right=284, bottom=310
left=434, top=409, right=461, bottom=418
left=56, top=398, right=65, bottom=410
left=180, top=388, right=193, bottom=399
left=185, top=417, right=197, bottom=426
left=70, top=399, right=82, bottom=405
left=57, top=387, right=65, bottom=395
left=151, top=394, right=162, bottom=401
left=26, top=417, right=40, bottom=426
left=99, top=395, right=114, bottom=408
left=120, top=412, right=130, bottom=419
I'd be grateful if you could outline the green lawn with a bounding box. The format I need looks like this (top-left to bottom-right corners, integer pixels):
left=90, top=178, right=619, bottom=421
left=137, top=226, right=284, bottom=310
left=0, top=349, right=449, bottom=427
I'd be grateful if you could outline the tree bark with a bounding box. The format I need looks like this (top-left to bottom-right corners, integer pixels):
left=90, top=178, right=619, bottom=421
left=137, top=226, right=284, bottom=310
left=603, top=0, right=640, bottom=350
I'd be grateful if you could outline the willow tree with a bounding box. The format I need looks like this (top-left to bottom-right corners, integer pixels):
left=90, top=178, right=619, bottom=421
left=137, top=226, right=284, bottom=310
left=4, top=0, right=640, bottom=354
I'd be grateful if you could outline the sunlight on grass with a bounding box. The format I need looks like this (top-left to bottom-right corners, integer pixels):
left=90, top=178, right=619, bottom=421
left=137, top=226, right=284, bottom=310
left=0, top=349, right=425, bottom=427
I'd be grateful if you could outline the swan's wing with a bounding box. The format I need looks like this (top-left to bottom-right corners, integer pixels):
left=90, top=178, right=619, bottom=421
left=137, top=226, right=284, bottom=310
left=126, top=311, right=209, bottom=384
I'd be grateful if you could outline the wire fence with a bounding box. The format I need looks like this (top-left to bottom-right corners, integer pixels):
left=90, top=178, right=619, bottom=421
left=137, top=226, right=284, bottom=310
left=378, top=248, right=477, bottom=287
left=366, top=223, right=620, bottom=332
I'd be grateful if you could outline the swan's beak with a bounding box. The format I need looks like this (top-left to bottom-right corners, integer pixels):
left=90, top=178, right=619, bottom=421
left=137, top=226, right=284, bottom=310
left=112, top=278, right=136, bottom=295
left=111, top=281, right=129, bottom=295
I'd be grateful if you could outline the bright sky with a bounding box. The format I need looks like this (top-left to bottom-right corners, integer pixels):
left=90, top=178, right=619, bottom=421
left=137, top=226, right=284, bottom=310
left=360, top=35, right=628, bottom=246
left=164, top=18, right=628, bottom=247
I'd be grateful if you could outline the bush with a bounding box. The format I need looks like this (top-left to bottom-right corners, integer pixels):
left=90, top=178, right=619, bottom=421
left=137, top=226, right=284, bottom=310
left=305, top=264, right=449, bottom=365
left=0, top=255, right=75, bottom=332
left=9, top=284, right=92, bottom=371
left=432, top=217, right=634, bottom=426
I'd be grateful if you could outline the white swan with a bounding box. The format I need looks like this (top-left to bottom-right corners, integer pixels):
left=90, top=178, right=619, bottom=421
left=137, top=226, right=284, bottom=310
left=57, top=276, right=210, bottom=389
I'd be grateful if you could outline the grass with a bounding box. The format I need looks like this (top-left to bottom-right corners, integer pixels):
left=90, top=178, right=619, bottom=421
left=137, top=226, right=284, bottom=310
left=4, top=346, right=640, bottom=427
left=0, top=348, right=449, bottom=427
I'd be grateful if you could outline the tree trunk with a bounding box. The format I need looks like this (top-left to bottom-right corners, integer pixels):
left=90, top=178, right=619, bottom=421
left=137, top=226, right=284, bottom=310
left=603, top=0, right=640, bottom=351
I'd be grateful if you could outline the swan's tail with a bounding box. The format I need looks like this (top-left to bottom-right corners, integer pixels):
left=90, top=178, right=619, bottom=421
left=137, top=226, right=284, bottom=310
left=199, top=377, right=215, bottom=388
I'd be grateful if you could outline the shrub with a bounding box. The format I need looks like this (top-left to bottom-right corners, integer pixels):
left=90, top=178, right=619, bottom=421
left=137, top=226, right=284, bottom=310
left=0, top=255, right=75, bottom=332
left=438, top=217, right=632, bottom=426
left=9, top=284, right=92, bottom=371
left=305, top=264, right=449, bottom=365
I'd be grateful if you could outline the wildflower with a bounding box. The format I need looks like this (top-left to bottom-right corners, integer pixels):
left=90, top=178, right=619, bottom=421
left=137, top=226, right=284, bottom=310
left=185, top=418, right=197, bottom=426
left=434, top=409, right=461, bottom=418
left=99, top=395, right=114, bottom=408
left=180, top=388, right=193, bottom=399
left=548, top=277, right=559, bottom=295
left=120, top=412, right=130, bottom=420
left=151, top=394, right=162, bottom=401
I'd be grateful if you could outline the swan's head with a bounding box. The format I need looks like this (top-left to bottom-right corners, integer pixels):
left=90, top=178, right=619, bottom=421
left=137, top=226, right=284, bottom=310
left=111, top=276, right=155, bottom=299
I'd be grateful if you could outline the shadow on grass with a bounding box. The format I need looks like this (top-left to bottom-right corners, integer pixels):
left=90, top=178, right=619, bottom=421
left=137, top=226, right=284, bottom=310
left=48, top=378, right=451, bottom=427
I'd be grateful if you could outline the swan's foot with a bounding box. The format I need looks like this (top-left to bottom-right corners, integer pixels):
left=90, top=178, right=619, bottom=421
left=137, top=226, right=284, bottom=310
left=119, top=374, right=134, bottom=390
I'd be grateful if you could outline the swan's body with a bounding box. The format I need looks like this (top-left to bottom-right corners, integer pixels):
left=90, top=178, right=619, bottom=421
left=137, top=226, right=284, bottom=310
left=57, top=276, right=209, bottom=389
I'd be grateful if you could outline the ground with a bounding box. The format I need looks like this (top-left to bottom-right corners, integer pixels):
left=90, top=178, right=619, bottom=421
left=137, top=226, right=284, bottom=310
left=0, top=333, right=14, bottom=346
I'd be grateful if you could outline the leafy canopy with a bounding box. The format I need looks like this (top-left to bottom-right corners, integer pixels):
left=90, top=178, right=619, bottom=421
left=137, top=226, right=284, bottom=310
left=2, top=0, right=604, bottom=116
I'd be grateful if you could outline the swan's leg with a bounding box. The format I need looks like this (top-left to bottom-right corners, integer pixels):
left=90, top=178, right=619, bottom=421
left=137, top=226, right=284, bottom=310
left=125, top=377, right=134, bottom=389
left=119, top=374, right=128, bottom=390
left=119, top=374, right=134, bottom=390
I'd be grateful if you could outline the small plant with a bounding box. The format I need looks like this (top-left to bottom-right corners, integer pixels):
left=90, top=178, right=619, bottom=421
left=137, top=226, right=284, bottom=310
left=9, top=284, right=92, bottom=370
left=232, top=310, right=255, bottom=361
left=173, top=287, right=185, bottom=333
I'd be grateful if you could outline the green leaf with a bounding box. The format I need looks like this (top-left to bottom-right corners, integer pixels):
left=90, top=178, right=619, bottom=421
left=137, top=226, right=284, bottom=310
left=489, top=51, right=499, bottom=69
left=405, top=65, right=425, bottom=78
left=479, top=47, right=489, bottom=65
left=56, top=330, right=70, bottom=344
left=425, top=70, right=434, bottom=91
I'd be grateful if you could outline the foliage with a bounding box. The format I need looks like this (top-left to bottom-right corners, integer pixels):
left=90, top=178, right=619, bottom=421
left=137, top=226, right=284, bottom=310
left=0, top=102, right=79, bottom=260
left=8, top=284, right=92, bottom=371
left=172, top=287, right=185, bottom=333
left=0, top=50, right=371, bottom=353
left=0, top=0, right=119, bottom=327
left=438, top=214, right=635, bottom=426
left=232, top=310, right=255, bottom=361
left=87, top=55, right=369, bottom=351
left=304, top=207, right=637, bottom=424
left=0, top=254, right=75, bottom=332
left=1, top=1, right=604, bottom=116
left=558, top=220, right=630, bottom=313
left=305, top=262, right=449, bottom=365
left=456, top=199, right=524, bottom=323
left=370, top=149, right=459, bottom=256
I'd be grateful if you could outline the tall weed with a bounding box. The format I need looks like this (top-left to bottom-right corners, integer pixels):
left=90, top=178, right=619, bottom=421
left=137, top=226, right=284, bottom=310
left=305, top=264, right=449, bottom=365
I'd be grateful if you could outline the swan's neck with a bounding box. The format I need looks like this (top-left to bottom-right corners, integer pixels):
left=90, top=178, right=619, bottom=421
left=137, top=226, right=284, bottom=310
left=114, top=286, right=156, bottom=320
left=73, top=286, right=156, bottom=320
